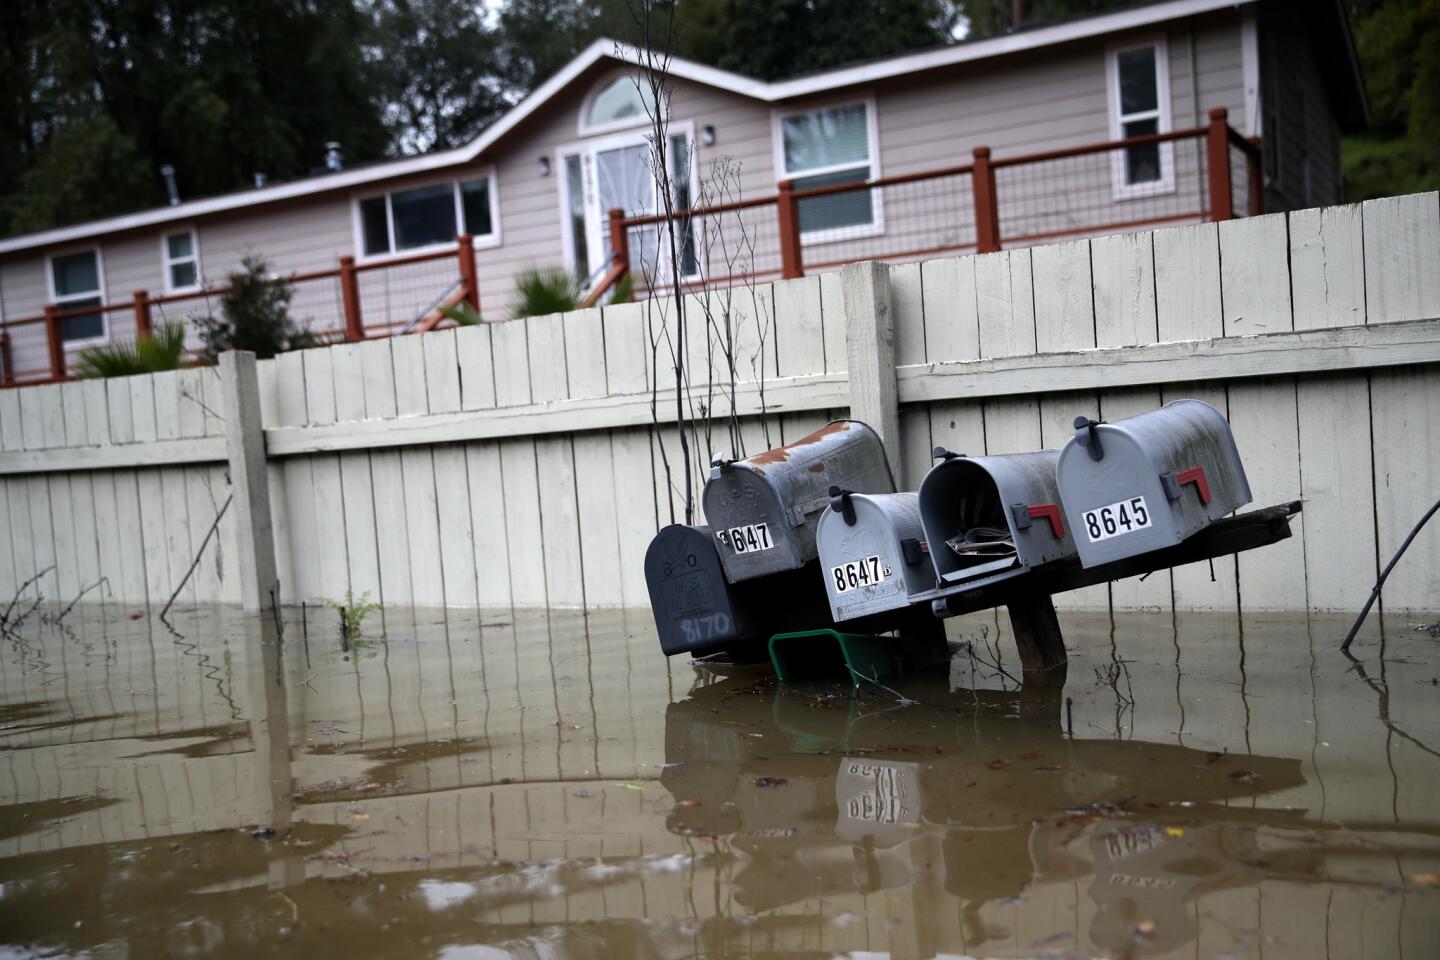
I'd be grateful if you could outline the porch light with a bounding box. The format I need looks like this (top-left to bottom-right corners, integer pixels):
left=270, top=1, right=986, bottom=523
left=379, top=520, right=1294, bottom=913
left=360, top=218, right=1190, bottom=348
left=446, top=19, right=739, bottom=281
left=538, top=156, right=552, bottom=177
left=701, top=125, right=716, bottom=147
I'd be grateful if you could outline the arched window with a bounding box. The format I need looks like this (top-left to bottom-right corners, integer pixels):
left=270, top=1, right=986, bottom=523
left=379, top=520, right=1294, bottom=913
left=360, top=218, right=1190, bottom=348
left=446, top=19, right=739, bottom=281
left=581, top=75, right=656, bottom=133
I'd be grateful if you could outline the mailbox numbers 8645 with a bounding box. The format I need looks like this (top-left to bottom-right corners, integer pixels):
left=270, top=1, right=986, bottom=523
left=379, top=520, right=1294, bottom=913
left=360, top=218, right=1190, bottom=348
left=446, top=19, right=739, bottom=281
left=1083, top=495, right=1151, bottom=543
left=718, top=523, right=773, bottom=554
left=831, top=555, right=888, bottom=594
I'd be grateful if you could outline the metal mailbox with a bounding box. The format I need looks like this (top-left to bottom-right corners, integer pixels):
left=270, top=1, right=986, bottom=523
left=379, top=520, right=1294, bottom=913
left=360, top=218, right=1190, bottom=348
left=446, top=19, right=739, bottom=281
left=918, top=448, right=1075, bottom=586
left=815, top=491, right=934, bottom=621
left=703, top=420, right=895, bottom=583
left=644, top=523, right=832, bottom=657
left=1055, top=399, right=1251, bottom=568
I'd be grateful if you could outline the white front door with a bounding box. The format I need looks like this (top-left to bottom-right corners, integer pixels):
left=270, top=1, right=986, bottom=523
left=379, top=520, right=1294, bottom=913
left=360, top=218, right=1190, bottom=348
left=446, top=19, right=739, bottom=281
left=560, top=130, right=696, bottom=286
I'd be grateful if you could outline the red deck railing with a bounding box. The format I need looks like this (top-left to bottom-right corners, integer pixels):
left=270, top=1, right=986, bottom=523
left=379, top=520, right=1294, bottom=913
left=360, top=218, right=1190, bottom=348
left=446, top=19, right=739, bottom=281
left=607, top=106, right=1262, bottom=301
left=0, top=235, right=482, bottom=387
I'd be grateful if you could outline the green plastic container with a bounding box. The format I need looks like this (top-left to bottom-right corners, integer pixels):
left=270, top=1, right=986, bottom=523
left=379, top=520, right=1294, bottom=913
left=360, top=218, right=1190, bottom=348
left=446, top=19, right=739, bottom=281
left=768, top=629, right=900, bottom=684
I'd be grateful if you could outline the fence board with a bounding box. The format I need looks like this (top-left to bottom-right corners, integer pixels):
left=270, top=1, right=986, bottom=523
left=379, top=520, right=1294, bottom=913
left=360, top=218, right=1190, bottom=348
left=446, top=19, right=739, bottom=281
left=108, top=472, right=147, bottom=603
left=1369, top=364, right=1440, bottom=612
left=357, top=338, right=397, bottom=420
left=332, top=344, right=379, bottom=602
left=467, top=441, right=512, bottom=612
left=60, top=381, right=87, bottom=447
left=455, top=323, right=497, bottom=411
left=370, top=450, right=412, bottom=606
left=920, top=254, right=980, bottom=363
left=975, top=249, right=1036, bottom=358
left=1092, top=232, right=1157, bottom=347
left=1032, top=239, right=1094, bottom=352
left=1227, top=378, right=1307, bottom=610
left=48, top=476, right=80, bottom=601
left=774, top=275, right=825, bottom=377
left=492, top=318, right=532, bottom=407
left=422, top=329, right=462, bottom=414
left=1219, top=213, right=1292, bottom=336
left=891, top=261, right=927, bottom=367
left=819, top=270, right=846, bottom=374
left=1289, top=204, right=1365, bottom=329
left=1362, top=192, right=1440, bottom=325
left=435, top=445, right=478, bottom=608
left=0, top=390, right=21, bottom=451
left=1154, top=222, right=1223, bottom=341
left=1295, top=374, right=1377, bottom=611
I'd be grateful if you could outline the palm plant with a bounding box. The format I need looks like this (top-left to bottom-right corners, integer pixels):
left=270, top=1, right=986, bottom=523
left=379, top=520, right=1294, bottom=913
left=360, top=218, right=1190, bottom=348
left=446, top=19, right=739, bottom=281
left=74, top=321, right=187, bottom=379
left=512, top=265, right=584, bottom=318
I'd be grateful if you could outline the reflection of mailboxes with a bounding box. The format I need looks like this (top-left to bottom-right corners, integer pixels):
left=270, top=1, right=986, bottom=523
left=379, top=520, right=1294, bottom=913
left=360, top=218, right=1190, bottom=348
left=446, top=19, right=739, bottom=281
left=644, top=524, right=833, bottom=657
left=703, top=420, right=895, bottom=583
left=918, top=450, right=1075, bottom=586
left=816, top=492, right=934, bottom=621
left=1055, top=400, right=1252, bottom=568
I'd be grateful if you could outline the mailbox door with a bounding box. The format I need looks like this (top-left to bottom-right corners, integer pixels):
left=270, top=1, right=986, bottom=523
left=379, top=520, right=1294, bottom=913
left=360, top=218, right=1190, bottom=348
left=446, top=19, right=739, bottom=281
left=817, top=493, right=930, bottom=621
left=645, top=524, right=749, bottom=656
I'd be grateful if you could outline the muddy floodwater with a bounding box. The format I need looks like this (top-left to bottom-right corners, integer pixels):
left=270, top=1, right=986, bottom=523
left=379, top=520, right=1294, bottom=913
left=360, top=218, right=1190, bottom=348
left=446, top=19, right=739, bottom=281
left=0, top=604, right=1437, bottom=959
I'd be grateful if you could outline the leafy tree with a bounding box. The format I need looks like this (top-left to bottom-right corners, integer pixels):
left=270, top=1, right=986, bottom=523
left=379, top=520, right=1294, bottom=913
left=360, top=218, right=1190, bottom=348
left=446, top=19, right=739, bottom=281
left=193, top=256, right=315, bottom=360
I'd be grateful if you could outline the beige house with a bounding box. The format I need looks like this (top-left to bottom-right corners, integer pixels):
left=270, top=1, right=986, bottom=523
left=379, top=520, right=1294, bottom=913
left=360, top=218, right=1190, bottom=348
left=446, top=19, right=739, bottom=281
left=0, top=0, right=1364, bottom=384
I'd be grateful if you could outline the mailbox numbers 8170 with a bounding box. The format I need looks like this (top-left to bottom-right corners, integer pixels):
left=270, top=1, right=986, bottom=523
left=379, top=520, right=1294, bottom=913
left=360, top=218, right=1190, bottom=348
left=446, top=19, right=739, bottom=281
left=1083, top=495, right=1151, bottom=543
left=718, top=523, right=773, bottom=554
left=831, top=555, right=888, bottom=593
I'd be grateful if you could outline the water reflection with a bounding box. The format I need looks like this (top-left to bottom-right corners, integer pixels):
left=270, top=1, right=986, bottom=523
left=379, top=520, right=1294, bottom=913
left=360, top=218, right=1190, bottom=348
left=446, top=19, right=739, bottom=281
left=0, top=603, right=1436, bottom=958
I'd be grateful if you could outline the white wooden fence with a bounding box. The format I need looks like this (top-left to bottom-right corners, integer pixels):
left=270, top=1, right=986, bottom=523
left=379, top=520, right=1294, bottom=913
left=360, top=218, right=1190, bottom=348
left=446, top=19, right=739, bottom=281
left=1, top=193, right=1437, bottom=615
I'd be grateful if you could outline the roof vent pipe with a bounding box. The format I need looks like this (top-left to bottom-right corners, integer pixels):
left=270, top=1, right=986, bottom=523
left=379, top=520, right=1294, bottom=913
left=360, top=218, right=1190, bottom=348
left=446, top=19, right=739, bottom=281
left=254, top=172, right=268, bottom=189
left=325, top=142, right=343, bottom=172
left=160, top=164, right=180, bottom=206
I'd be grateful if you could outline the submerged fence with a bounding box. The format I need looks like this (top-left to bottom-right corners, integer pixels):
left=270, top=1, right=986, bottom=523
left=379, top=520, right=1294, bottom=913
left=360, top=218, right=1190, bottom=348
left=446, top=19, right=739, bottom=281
left=0, top=192, right=1436, bottom=618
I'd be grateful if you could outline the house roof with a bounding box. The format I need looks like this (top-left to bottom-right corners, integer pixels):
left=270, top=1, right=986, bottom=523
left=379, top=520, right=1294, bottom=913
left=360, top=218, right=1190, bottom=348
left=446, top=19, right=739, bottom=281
left=0, top=0, right=1274, bottom=258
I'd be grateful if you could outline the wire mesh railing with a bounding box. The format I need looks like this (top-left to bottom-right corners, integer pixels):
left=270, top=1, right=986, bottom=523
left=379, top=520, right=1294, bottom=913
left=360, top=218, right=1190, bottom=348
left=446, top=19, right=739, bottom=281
left=611, top=106, right=1262, bottom=303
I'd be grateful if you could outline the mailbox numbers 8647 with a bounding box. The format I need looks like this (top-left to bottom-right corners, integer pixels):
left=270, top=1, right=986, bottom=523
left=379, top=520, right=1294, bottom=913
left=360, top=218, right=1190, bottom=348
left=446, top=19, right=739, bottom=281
left=718, top=523, right=773, bottom=554
left=1083, top=495, right=1151, bottom=543
left=831, top=555, right=888, bottom=593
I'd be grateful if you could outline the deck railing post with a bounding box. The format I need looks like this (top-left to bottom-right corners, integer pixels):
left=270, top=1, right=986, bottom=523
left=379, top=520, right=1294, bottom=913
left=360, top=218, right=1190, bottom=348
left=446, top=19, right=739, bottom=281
left=608, top=208, right=630, bottom=289
left=133, top=290, right=152, bottom=338
left=972, top=146, right=1001, bottom=253
left=1206, top=107, right=1234, bottom=222
left=44, top=305, right=64, bottom=381
left=776, top=179, right=805, bottom=279
left=455, top=234, right=480, bottom=316
left=1246, top=135, right=1265, bottom=216
left=218, top=350, right=280, bottom=613
left=339, top=255, right=364, bottom=341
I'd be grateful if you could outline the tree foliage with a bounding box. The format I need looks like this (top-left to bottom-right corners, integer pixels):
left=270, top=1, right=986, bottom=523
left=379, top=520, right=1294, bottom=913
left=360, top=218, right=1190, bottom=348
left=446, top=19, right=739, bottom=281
left=193, top=256, right=314, bottom=360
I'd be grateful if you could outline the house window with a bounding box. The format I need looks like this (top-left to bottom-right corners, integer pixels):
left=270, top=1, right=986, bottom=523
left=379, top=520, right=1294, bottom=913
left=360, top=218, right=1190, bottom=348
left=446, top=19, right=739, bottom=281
left=777, top=99, right=880, bottom=241
left=48, top=249, right=106, bottom=345
left=564, top=154, right=589, bottom=280
left=581, top=76, right=657, bottom=133
left=357, top=173, right=497, bottom=258
left=164, top=230, right=200, bottom=292
left=1107, top=39, right=1173, bottom=196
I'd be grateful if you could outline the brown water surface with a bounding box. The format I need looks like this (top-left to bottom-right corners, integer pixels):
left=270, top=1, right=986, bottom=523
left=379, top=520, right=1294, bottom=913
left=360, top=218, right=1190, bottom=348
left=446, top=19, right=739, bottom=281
left=0, top=604, right=1437, bottom=958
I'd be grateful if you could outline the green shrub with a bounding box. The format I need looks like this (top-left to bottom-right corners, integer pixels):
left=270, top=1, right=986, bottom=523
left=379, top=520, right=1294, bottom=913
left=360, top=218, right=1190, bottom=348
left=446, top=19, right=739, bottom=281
left=513, top=265, right=584, bottom=319
left=439, top=301, right=484, bottom=325
left=74, top=321, right=187, bottom=379
left=193, top=255, right=315, bottom=360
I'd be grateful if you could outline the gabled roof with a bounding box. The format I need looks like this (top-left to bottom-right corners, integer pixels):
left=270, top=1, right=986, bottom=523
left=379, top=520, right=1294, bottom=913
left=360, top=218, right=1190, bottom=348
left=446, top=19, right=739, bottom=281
left=0, top=0, right=1262, bottom=257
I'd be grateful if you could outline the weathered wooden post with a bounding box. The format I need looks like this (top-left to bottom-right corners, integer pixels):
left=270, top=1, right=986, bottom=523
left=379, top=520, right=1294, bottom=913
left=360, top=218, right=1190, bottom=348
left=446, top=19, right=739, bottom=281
left=841, top=260, right=901, bottom=481
left=218, top=350, right=280, bottom=613
left=132, top=290, right=152, bottom=338
left=776, top=179, right=805, bottom=279
left=339, top=255, right=364, bottom=341
left=43, top=304, right=64, bottom=382
left=1007, top=595, right=1068, bottom=687
left=971, top=146, right=1001, bottom=254
left=455, top=233, right=480, bottom=314
left=1206, top=106, right=1234, bottom=222
left=607, top=207, right=630, bottom=288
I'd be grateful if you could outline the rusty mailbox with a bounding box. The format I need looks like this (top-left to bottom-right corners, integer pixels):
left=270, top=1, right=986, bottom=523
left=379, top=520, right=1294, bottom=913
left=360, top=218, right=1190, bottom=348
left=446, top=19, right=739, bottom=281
left=918, top=448, right=1076, bottom=587
left=644, top=523, right=830, bottom=657
left=1055, top=399, right=1252, bottom=568
left=702, top=420, right=896, bottom=583
left=815, top=491, right=935, bottom=621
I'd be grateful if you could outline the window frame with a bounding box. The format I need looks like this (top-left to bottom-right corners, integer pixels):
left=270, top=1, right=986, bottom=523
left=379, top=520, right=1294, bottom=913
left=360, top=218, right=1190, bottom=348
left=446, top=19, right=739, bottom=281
left=577, top=71, right=663, bottom=137
left=350, top=166, right=501, bottom=264
left=160, top=226, right=202, bottom=294
left=1105, top=36, right=1175, bottom=200
left=770, top=94, right=885, bottom=246
left=45, top=245, right=109, bottom=348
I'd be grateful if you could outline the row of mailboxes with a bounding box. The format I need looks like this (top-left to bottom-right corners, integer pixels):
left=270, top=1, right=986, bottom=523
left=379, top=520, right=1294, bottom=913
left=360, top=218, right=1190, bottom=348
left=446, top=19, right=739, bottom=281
left=646, top=402, right=1253, bottom=652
